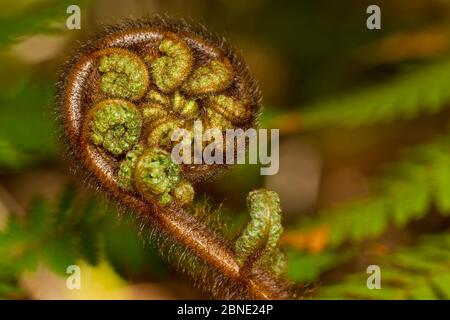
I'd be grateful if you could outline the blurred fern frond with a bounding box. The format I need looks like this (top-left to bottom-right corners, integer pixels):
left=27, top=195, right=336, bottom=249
left=0, top=0, right=87, bottom=48
left=0, top=79, right=58, bottom=170
left=0, top=136, right=36, bottom=170
left=285, top=135, right=450, bottom=250
left=265, top=57, right=450, bottom=131
left=0, top=189, right=109, bottom=276
left=286, top=249, right=354, bottom=283
left=0, top=0, right=94, bottom=169
left=0, top=187, right=165, bottom=298
left=302, top=58, right=450, bottom=128
left=316, top=233, right=450, bottom=299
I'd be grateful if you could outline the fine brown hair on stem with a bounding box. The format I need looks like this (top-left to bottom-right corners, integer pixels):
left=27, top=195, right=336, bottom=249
left=58, top=15, right=294, bottom=299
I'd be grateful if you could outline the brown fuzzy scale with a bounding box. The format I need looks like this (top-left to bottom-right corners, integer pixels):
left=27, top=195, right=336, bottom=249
left=58, top=16, right=293, bottom=299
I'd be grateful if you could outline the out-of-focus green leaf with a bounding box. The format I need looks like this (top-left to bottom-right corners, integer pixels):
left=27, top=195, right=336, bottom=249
left=0, top=187, right=167, bottom=298
left=291, top=135, right=450, bottom=250
left=317, top=234, right=450, bottom=299
left=0, top=0, right=88, bottom=48
left=286, top=249, right=353, bottom=283
left=264, top=58, right=450, bottom=131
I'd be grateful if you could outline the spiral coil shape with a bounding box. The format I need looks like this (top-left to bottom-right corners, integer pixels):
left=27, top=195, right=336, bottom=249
left=60, top=17, right=260, bottom=208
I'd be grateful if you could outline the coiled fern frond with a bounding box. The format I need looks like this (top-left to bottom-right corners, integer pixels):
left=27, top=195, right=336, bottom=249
left=58, top=16, right=292, bottom=299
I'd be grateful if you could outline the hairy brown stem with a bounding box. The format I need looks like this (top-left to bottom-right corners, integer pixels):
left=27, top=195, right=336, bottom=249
left=156, top=208, right=292, bottom=299
left=78, top=143, right=291, bottom=299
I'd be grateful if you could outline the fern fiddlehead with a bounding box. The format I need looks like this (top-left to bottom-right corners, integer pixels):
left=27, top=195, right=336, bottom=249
left=59, top=16, right=292, bottom=299
left=235, top=190, right=287, bottom=276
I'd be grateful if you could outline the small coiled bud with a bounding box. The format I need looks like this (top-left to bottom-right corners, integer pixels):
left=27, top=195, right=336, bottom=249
left=172, top=91, right=198, bottom=118
left=134, top=149, right=190, bottom=205
left=97, top=49, right=149, bottom=100
left=147, top=119, right=184, bottom=148
left=87, top=99, right=142, bottom=156
left=207, top=95, right=250, bottom=125
left=146, top=89, right=171, bottom=106
left=182, top=59, right=233, bottom=95
left=142, top=102, right=169, bottom=121
left=173, top=180, right=195, bottom=206
left=118, top=144, right=144, bottom=190
left=151, top=35, right=193, bottom=93
left=235, top=189, right=287, bottom=276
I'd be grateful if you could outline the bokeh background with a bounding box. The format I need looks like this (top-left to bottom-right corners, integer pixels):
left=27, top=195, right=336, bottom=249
left=0, top=0, right=449, bottom=299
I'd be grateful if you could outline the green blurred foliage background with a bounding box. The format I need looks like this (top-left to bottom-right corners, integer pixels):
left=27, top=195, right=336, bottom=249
left=0, top=0, right=449, bottom=299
